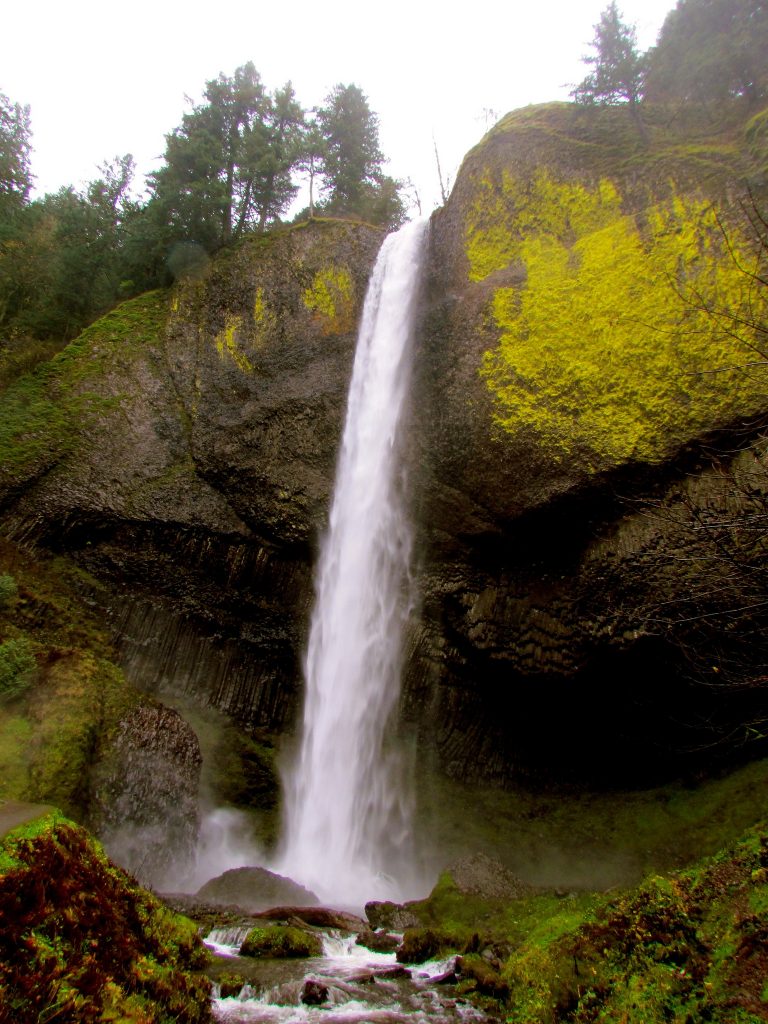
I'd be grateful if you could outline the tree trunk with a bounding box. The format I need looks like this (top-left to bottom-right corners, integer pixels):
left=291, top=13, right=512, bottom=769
left=629, top=95, right=649, bottom=144
left=222, top=123, right=237, bottom=244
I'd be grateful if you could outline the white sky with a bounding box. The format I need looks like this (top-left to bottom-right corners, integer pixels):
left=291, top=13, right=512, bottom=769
left=1, top=0, right=675, bottom=214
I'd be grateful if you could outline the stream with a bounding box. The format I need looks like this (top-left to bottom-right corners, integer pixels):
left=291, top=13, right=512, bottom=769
left=205, top=928, right=498, bottom=1023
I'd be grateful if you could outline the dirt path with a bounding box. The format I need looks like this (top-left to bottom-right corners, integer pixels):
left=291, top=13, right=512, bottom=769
left=0, top=800, right=56, bottom=840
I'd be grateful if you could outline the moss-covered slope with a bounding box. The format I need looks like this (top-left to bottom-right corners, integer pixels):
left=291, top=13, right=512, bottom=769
left=0, top=538, right=201, bottom=869
left=389, top=820, right=768, bottom=1022
left=0, top=811, right=211, bottom=1023
left=501, top=824, right=768, bottom=1023
left=0, top=539, right=141, bottom=820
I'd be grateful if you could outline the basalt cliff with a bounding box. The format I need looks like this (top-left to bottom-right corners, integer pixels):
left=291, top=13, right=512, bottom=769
left=1, top=101, right=768, bottom=818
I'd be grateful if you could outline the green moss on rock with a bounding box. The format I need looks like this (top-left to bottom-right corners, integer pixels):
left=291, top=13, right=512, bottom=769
left=0, top=813, right=211, bottom=1022
left=0, top=540, right=144, bottom=821
left=239, top=925, right=322, bottom=959
left=494, top=825, right=768, bottom=1023
left=396, top=926, right=478, bottom=964
left=0, top=290, right=168, bottom=486
left=746, top=105, right=768, bottom=173
left=214, top=313, right=253, bottom=374
left=302, top=265, right=356, bottom=335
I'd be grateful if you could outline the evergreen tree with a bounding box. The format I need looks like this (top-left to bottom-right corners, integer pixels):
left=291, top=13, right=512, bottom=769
left=294, top=115, right=326, bottom=219
left=645, top=0, right=768, bottom=107
left=249, top=82, right=305, bottom=232
left=1, top=156, right=138, bottom=345
left=0, top=90, right=32, bottom=232
left=572, top=2, right=646, bottom=130
left=0, top=89, right=33, bottom=340
left=151, top=63, right=305, bottom=253
left=316, top=84, right=385, bottom=216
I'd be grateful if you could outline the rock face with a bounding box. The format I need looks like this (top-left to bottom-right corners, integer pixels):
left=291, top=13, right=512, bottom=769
left=0, top=221, right=383, bottom=733
left=404, top=102, right=768, bottom=783
left=447, top=853, right=532, bottom=901
left=414, top=102, right=764, bottom=530
left=94, top=703, right=202, bottom=888
left=1, top=107, right=767, bottom=791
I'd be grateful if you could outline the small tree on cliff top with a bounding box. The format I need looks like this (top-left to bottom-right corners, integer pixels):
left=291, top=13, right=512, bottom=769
left=572, top=2, right=647, bottom=133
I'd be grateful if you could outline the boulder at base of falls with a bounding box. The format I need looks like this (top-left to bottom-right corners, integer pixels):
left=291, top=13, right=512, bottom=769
left=239, top=924, right=322, bottom=958
left=447, top=852, right=533, bottom=900
left=93, top=702, right=202, bottom=888
left=356, top=927, right=401, bottom=952
left=196, top=865, right=319, bottom=912
left=455, top=955, right=510, bottom=1000
left=365, top=899, right=422, bottom=931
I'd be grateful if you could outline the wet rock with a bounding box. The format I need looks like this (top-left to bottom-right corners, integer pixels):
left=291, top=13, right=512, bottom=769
left=301, top=979, right=329, bottom=1005
left=357, top=928, right=401, bottom=953
left=196, top=866, right=318, bottom=913
left=217, top=973, right=247, bottom=999
left=456, top=954, right=510, bottom=999
left=94, top=703, right=201, bottom=888
left=447, top=852, right=532, bottom=901
left=373, top=965, right=412, bottom=980
left=433, top=965, right=459, bottom=985
left=240, top=924, right=322, bottom=959
left=348, top=971, right=375, bottom=984
left=365, top=899, right=421, bottom=931
left=256, top=905, right=365, bottom=931
left=397, top=928, right=452, bottom=964
left=158, top=893, right=256, bottom=934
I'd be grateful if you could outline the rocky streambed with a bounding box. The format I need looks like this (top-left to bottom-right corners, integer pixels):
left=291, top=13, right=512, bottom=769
left=160, top=859, right=514, bottom=1023
left=202, top=919, right=497, bottom=1024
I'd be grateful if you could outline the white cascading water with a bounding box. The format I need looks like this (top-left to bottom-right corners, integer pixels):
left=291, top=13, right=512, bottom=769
left=277, top=218, right=428, bottom=908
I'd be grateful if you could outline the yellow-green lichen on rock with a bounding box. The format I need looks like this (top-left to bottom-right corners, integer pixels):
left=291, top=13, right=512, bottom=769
left=214, top=313, right=252, bottom=374
left=471, top=171, right=765, bottom=469
left=302, top=265, right=355, bottom=336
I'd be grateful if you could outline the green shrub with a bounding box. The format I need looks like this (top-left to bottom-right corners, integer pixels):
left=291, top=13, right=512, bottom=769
left=0, top=637, right=36, bottom=702
left=0, top=574, right=17, bottom=609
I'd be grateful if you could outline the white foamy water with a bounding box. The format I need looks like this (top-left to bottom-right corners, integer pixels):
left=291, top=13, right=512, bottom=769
left=207, top=927, right=487, bottom=1024
left=277, top=219, right=428, bottom=908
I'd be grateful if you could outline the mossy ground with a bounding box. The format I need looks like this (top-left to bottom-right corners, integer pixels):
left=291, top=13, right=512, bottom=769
left=398, top=825, right=768, bottom=1022
left=501, top=825, right=768, bottom=1023
left=0, top=812, right=211, bottom=1023
left=402, top=757, right=768, bottom=1015
left=0, top=290, right=168, bottom=486
left=0, top=538, right=143, bottom=821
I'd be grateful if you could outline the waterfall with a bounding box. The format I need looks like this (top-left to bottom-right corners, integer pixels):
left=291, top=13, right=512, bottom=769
left=278, top=218, right=428, bottom=908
